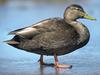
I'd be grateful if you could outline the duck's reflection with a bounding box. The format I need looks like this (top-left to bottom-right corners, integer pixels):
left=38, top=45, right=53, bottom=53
left=39, top=64, right=69, bottom=75
left=39, top=65, right=59, bottom=75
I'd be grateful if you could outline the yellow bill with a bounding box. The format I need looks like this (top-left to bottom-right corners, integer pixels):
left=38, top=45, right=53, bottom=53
left=84, top=14, right=96, bottom=21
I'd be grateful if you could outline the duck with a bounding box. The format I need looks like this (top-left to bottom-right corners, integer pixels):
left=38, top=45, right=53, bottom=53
left=5, top=4, right=96, bottom=68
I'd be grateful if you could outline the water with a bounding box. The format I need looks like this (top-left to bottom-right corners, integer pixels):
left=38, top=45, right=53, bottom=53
left=0, top=0, right=100, bottom=75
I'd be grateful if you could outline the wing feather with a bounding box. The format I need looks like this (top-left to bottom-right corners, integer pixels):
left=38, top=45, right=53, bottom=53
left=9, top=18, right=62, bottom=39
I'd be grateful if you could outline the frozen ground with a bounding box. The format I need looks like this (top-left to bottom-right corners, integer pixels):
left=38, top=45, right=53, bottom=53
left=0, top=0, right=100, bottom=75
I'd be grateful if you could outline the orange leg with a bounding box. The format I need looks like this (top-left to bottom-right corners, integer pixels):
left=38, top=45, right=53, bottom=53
left=54, top=54, right=72, bottom=68
left=38, top=55, right=45, bottom=65
left=38, top=55, right=54, bottom=66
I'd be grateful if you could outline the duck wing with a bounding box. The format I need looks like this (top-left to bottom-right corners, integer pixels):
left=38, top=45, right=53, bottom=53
left=9, top=26, right=40, bottom=39
left=9, top=18, right=62, bottom=39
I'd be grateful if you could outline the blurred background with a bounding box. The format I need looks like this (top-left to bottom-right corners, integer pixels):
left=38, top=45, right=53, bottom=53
left=0, top=0, right=100, bottom=75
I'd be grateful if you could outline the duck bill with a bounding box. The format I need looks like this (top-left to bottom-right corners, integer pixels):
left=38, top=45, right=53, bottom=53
left=84, top=13, right=96, bottom=21
left=4, top=40, right=19, bottom=45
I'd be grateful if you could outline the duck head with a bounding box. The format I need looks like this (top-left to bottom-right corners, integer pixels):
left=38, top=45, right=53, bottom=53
left=64, top=4, right=96, bottom=22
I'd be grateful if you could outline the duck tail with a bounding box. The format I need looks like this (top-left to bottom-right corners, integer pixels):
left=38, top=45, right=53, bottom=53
left=8, top=31, right=16, bottom=35
left=8, top=28, right=25, bottom=35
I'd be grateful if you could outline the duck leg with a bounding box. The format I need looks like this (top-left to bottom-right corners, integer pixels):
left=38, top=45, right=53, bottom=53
left=38, top=55, right=54, bottom=66
left=54, top=54, right=72, bottom=68
left=38, top=55, right=45, bottom=65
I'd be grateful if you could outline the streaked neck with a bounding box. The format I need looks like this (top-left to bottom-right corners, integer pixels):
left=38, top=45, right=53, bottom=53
left=65, top=20, right=90, bottom=44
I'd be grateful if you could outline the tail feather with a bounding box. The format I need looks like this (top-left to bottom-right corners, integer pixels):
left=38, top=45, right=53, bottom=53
left=8, top=28, right=25, bottom=35
left=9, top=31, right=17, bottom=35
left=4, top=40, right=19, bottom=45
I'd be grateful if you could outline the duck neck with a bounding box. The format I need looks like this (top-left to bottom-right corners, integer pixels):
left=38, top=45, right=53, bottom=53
left=65, top=19, right=90, bottom=44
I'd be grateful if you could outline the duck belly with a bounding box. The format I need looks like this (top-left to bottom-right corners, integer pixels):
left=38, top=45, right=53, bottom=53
left=30, top=46, right=78, bottom=56
left=20, top=30, right=79, bottom=56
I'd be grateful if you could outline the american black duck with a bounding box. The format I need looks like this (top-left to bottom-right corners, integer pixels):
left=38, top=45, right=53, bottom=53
left=5, top=4, right=96, bottom=68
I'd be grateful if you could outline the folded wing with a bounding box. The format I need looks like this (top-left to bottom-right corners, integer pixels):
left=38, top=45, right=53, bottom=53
left=9, top=18, right=60, bottom=39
